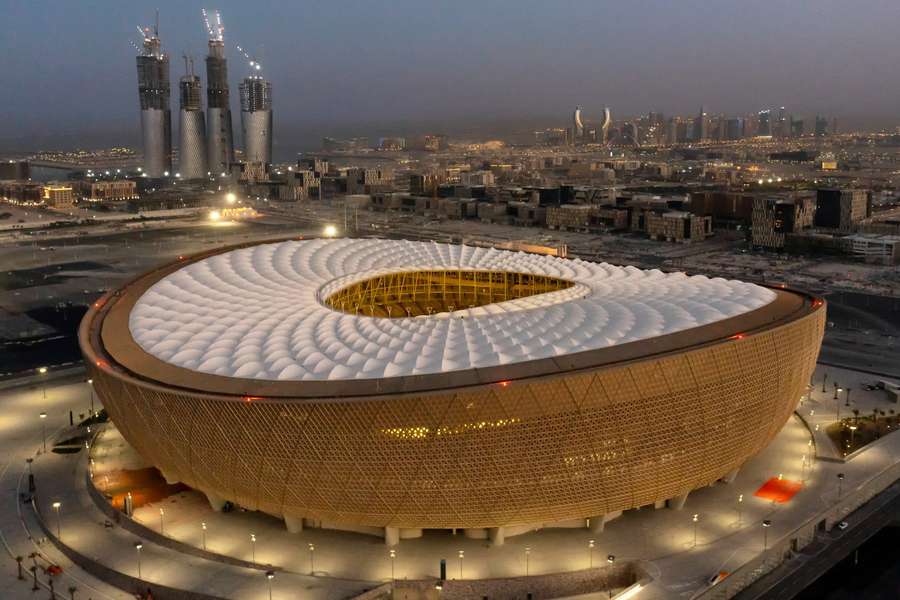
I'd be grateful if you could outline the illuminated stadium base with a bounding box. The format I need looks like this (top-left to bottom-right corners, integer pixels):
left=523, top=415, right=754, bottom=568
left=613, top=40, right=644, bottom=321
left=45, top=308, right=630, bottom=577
left=80, top=238, right=825, bottom=544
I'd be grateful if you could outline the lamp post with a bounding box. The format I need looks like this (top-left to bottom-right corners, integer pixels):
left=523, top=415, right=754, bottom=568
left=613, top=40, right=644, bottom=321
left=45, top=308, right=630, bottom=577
left=762, top=520, right=772, bottom=551
left=737, top=494, right=744, bottom=526
left=606, top=555, right=615, bottom=600
left=87, top=379, right=94, bottom=417
left=250, top=533, right=257, bottom=562
left=52, top=501, right=61, bottom=538
left=39, top=412, right=48, bottom=453
left=837, top=473, right=845, bottom=501
left=822, top=372, right=828, bottom=393
left=265, top=570, right=274, bottom=600
left=692, top=514, right=699, bottom=548
left=308, top=543, right=315, bottom=575
left=134, top=542, right=143, bottom=578
left=201, top=522, right=207, bottom=550
left=833, top=384, right=841, bottom=400
left=457, top=550, right=464, bottom=579
left=389, top=549, right=396, bottom=581
left=525, top=546, right=531, bottom=576
left=38, top=366, right=47, bottom=399
left=845, top=387, right=852, bottom=407
left=589, top=539, right=595, bottom=568
left=849, top=425, right=858, bottom=448
left=159, top=507, right=165, bottom=534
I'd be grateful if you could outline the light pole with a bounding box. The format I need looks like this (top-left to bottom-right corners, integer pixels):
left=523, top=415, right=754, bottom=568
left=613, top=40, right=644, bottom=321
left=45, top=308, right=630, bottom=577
left=589, top=539, right=595, bottom=568
left=845, top=387, right=851, bottom=407
left=265, top=570, right=274, bottom=600
left=308, top=543, right=315, bottom=575
left=87, top=379, right=94, bottom=417
left=525, top=546, right=531, bottom=576
left=692, top=514, right=699, bottom=548
left=134, top=542, right=143, bottom=578
left=458, top=550, right=464, bottom=579
left=389, top=549, right=396, bottom=581
left=159, top=507, right=165, bottom=534
left=737, top=494, right=744, bottom=526
left=822, top=372, right=828, bottom=393
left=201, top=522, right=207, bottom=550
left=849, top=425, right=858, bottom=448
left=38, top=366, right=48, bottom=399
left=250, top=533, right=256, bottom=562
left=52, top=501, right=61, bottom=538
left=762, top=520, right=772, bottom=551
left=606, top=555, right=615, bottom=600
left=39, top=412, right=48, bottom=453
left=837, top=473, right=845, bottom=501
left=833, top=384, right=841, bottom=400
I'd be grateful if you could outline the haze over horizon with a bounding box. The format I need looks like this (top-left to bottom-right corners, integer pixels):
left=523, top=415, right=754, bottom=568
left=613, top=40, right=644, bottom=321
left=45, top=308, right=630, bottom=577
left=2, top=0, right=899, bottom=153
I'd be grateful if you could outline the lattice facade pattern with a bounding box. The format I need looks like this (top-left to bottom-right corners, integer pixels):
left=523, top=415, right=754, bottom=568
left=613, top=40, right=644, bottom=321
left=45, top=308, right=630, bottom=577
left=85, top=305, right=823, bottom=530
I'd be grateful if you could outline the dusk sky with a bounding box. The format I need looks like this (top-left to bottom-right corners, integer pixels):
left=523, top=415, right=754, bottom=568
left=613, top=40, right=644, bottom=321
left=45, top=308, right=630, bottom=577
left=1, top=0, right=898, bottom=151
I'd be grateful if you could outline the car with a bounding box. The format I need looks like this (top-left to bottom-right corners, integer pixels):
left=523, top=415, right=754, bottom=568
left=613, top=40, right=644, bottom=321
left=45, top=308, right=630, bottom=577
left=838, top=521, right=849, bottom=530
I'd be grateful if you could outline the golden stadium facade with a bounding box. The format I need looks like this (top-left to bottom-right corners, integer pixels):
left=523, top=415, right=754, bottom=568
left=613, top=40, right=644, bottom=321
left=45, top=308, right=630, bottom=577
left=80, top=238, right=825, bottom=541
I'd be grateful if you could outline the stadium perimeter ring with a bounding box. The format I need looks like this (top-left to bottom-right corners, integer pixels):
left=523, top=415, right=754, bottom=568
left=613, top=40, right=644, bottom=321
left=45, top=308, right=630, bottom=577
left=80, top=238, right=825, bottom=540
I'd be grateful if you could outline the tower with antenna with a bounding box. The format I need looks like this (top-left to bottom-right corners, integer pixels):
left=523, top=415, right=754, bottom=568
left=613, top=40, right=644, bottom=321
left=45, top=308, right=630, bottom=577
left=178, top=55, right=207, bottom=179
left=135, top=12, right=173, bottom=178
left=203, top=9, right=235, bottom=173
left=237, top=45, right=273, bottom=167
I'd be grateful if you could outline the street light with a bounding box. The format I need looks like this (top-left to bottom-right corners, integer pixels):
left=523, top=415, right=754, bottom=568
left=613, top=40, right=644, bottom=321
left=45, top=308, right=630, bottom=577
left=589, top=539, right=595, bottom=568
left=692, top=514, right=699, bottom=547
left=762, top=519, right=772, bottom=551
left=39, top=412, right=48, bottom=453
left=737, top=494, right=744, bottom=526
left=52, top=501, right=61, bottom=538
left=265, top=570, right=274, bottom=600
left=308, top=543, right=315, bottom=575
left=134, top=542, right=143, bottom=578
left=38, top=366, right=48, bottom=399
left=525, top=546, right=531, bottom=576
left=201, top=522, right=207, bottom=550
left=250, top=533, right=257, bottom=562
left=837, top=472, right=845, bottom=500
left=226, top=192, right=237, bottom=204
left=845, top=388, right=852, bottom=407
left=607, top=555, right=616, bottom=600
left=86, top=379, right=96, bottom=420
left=458, top=550, right=464, bottom=579
left=389, top=549, right=396, bottom=581
left=159, top=507, right=165, bottom=534
left=323, top=224, right=338, bottom=238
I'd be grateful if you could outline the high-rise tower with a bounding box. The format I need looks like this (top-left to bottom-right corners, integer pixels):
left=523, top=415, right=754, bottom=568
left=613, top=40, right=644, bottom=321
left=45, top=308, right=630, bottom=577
left=178, top=56, right=207, bottom=179
left=599, top=107, right=612, bottom=145
left=203, top=10, right=234, bottom=174
left=238, top=53, right=273, bottom=166
left=135, top=16, right=172, bottom=178
left=572, top=106, right=584, bottom=142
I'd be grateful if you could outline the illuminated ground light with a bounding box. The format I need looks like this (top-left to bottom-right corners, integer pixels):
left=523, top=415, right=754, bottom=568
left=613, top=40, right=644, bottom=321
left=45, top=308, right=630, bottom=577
left=754, top=477, right=803, bottom=503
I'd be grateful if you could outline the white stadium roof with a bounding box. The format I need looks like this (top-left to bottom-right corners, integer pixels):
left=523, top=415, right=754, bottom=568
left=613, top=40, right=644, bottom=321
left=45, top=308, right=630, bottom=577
left=129, top=238, right=776, bottom=382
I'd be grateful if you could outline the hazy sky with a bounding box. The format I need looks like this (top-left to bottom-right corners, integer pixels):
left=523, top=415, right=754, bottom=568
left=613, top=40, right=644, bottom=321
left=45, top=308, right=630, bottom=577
left=1, top=0, right=898, bottom=150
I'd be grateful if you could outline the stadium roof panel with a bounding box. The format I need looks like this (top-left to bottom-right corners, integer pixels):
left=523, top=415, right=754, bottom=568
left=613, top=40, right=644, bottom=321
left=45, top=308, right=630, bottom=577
left=127, top=238, right=776, bottom=382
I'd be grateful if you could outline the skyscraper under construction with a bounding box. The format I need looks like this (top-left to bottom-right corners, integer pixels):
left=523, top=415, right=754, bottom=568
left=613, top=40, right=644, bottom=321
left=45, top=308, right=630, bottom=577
left=135, top=18, right=172, bottom=178
left=204, top=10, right=234, bottom=174
left=239, top=68, right=273, bottom=166
left=178, top=56, right=207, bottom=179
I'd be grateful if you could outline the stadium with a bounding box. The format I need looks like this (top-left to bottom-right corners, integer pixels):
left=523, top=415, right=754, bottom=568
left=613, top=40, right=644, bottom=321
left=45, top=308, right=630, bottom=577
left=80, top=237, right=825, bottom=544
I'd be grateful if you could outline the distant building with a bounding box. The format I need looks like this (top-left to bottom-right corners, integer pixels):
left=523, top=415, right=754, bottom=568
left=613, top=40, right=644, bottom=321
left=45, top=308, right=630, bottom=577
left=724, top=118, right=744, bottom=141
left=814, top=189, right=868, bottom=231
left=346, top=168, right=392, bottom=195
left=693, top=106, right=708, bottom=141
left=752, top=195, right=816, bottom=249
left=757, top=109, right=771, bottom=136
left=814, top=115, right=828, bottom=137
left=572, top=106, right=584, bottom=142
left=135, top=22, right=173, bottom=177
left=0, top=161, right=30, bottom=180
left=422, top=134, right=447, bottom=152
left=0, top=181, right=42, bottom=204
left=378, top=137, right=406, bottom=151
left=239, top=75, right=273, bottom=166
left=42, top=185, right=75, bottom=208
left=645, top=210, right=712, bottom=243
left=459, top=170, right=495, bottom=187
left=845, top=234, right=900, bottom=265
left=82, top=180, right=138, bottom=202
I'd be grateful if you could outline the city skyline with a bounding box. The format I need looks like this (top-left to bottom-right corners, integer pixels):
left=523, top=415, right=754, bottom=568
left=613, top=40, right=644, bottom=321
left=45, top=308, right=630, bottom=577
left=2, top=0, right=900, bottom=153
